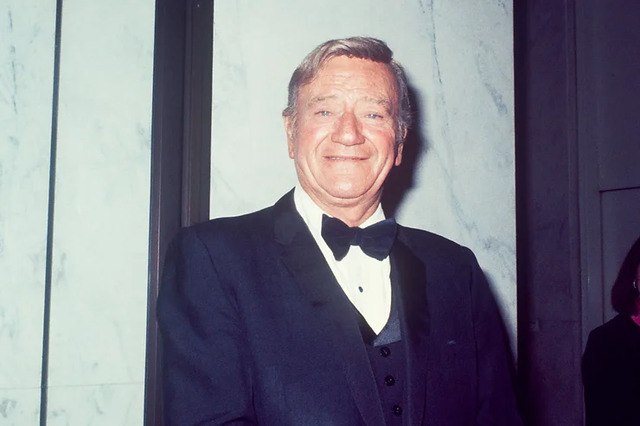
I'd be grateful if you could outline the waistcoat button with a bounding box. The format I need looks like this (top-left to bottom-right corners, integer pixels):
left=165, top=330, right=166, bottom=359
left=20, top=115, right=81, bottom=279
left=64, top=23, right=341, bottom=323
left=392, top=405, right=402, bottom=416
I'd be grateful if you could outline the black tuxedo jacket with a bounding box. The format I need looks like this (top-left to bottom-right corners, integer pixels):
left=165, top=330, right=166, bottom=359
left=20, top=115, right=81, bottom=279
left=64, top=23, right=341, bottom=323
left=157, top=191, right=521, bottom=425
left=582, top=314, right=640, bottom=426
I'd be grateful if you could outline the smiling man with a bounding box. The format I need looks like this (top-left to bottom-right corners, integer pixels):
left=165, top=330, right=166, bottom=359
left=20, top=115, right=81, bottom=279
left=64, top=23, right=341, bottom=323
left=157, top=37, right=522, bottom=426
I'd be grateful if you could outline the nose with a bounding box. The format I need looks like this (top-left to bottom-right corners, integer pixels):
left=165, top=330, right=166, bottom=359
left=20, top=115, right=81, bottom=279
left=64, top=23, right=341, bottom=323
left=331, top=112, right=365, bottom=145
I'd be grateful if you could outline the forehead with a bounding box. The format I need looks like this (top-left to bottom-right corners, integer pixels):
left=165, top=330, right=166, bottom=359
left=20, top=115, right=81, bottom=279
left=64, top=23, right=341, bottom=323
left=300, top=56, right=398, bottom=103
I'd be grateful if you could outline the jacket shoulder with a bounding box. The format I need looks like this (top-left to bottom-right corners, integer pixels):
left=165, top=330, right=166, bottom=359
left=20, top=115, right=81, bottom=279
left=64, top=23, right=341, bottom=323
left=195, top=206, right=274, bottom=238
left=167, top=203, right=279, bottom=259
left=184, top=190, right=295, bottom=244
left=586, top=315, right=640, bottom=347
left=397, top=225, right=475, bottom=265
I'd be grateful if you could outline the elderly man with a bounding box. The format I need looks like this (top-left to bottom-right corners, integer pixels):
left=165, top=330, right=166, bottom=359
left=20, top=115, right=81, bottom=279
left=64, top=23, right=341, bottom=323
left=157, top=37, right=521, bottom=426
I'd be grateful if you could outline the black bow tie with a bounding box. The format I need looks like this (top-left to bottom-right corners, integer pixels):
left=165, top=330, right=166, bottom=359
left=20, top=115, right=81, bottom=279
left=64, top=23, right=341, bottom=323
left=321, top=214, right=397, bottom=261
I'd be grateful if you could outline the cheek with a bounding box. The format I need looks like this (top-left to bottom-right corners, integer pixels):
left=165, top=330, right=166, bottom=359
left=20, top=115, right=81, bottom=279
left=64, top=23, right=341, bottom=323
left=298, top=126, right=329, bottom=150
left=365, top=129, right=396, bottom=154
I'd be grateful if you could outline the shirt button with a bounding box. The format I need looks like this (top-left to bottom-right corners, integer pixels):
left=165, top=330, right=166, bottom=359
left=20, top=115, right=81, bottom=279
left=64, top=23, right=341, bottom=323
left=392, top=405, right=402, bottom=416
left=384, top=375, right=395, bottom=386
left=380, top=346, right=391, bottom=357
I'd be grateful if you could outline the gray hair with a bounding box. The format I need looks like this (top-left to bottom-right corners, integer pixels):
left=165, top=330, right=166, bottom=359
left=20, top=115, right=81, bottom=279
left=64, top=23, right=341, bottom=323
left=282, top=37, right=412, bottom=145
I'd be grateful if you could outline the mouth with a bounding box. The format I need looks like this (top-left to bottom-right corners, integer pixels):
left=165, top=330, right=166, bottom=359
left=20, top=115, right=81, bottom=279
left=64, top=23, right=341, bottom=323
left=324, top=155, right=366, bottom=161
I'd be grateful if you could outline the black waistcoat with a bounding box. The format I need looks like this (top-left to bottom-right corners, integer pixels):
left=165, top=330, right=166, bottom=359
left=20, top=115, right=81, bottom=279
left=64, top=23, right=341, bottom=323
left=355, top=292, right=406, bottom=426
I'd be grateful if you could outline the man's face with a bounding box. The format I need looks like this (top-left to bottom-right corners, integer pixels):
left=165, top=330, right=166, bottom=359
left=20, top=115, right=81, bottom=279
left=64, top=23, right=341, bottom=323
left=285, top=56, right=403, bottom=213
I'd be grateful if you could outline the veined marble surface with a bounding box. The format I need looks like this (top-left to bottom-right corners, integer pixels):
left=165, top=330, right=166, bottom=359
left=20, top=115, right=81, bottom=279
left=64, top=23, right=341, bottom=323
left=211, top=1, right=517, bottom=341
left=1, top=0, right=155, bottom=423
left=46, top=383, right=143, bottom=426
left=46, top=0, right=154, bottom=416
left=0, top=389, right=40, bottom=424
left=0, top=0, right=56, bottom=414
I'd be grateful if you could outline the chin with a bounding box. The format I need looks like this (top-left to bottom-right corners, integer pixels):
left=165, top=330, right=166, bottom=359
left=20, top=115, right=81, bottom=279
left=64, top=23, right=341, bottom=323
left=325, top=184, right=370, bottom=202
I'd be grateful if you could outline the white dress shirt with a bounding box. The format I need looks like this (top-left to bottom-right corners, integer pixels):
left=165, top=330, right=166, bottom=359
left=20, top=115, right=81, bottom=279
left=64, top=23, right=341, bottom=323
left=294, top=186, right=392, bottom=334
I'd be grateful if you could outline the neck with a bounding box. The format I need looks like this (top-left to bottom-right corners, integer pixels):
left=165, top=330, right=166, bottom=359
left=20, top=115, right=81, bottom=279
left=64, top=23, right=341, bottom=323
left=304, top=190, right=382, bottom=227
left=326, top=204, right=379, bottom=227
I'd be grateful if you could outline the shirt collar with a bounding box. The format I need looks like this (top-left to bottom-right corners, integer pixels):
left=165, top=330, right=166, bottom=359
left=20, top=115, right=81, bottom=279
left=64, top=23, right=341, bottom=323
left=293, top=185, right=386, bottom=237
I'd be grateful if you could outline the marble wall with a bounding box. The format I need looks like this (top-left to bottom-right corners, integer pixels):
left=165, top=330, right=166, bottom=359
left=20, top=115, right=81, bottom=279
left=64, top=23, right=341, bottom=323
left=1, top=0, right=515, bottom=423
left=210, top=1, right=517, bottom=342
left=0, top=0, right=155, bottom=424
left=1, top=2, right=56, bottom=422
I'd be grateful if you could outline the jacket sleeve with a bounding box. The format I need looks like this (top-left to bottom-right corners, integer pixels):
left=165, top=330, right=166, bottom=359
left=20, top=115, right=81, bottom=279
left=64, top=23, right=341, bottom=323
left=466, top=247, right=523, bottom=426
left=156, top=227, right=256, bottom=425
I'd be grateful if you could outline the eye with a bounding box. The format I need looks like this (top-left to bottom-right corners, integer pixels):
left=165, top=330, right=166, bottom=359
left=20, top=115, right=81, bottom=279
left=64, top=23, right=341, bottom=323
left=316, top=110, right=331, bottom=117
left=367, top=113, right=383, bottom=119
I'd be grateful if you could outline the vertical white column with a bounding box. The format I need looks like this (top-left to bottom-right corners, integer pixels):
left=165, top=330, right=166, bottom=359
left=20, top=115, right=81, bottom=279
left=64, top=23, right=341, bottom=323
left=46, top=0, right=155, bottom=423
left=0, top=2, right=56, bottom=423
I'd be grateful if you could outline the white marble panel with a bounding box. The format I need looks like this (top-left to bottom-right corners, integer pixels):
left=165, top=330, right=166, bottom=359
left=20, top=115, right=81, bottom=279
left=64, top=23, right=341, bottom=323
left=211, top=1, right=516, bottom=340
left=0, top=389, right=41, bottom=425
left=0, top=1, right=55, bottom=389
left=46, top=0, right=154, bottom=396
left=46, top=383, right=143, bottom=426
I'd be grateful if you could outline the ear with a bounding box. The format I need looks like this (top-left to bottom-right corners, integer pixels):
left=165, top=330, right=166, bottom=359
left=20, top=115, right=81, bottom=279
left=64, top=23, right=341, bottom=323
left=394, top=141, right=404, bottom=166
left=284, top=116, right=295, bottom=159
left=394, top=128, right=407, bottom=166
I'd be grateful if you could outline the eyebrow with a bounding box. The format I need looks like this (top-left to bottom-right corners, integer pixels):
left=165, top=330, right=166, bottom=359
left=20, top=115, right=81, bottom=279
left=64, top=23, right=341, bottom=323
left=364, top=97, right=393, bottom=114
left=306, top=95, right=337, bottom=107
left=307, top=95, right=393, bottom=113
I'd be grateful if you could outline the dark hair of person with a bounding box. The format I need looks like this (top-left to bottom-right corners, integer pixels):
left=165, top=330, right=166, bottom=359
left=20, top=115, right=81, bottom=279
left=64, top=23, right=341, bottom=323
left=282, top=36, right=412, bottom=146
left=611, top=235, right=640, bottom=316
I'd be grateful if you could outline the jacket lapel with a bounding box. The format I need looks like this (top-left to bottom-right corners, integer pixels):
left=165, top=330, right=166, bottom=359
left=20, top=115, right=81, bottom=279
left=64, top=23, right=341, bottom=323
left=390, top=238, right=429, bottom=426
left=273, top=192, right=386, bottom=426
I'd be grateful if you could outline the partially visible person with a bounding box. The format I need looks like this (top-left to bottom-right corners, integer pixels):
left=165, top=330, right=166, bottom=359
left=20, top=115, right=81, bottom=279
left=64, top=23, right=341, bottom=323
left=582, top=235, right=640, bottom=426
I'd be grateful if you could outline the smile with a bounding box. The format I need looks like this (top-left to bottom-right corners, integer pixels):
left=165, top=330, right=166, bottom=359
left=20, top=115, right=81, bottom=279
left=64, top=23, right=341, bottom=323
left=324, top=156, right=366, bottom=161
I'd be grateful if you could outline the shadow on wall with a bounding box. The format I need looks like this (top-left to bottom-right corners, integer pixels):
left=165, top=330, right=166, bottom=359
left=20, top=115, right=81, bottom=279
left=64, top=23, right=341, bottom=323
left=382, top=86, right=428, bottom=218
